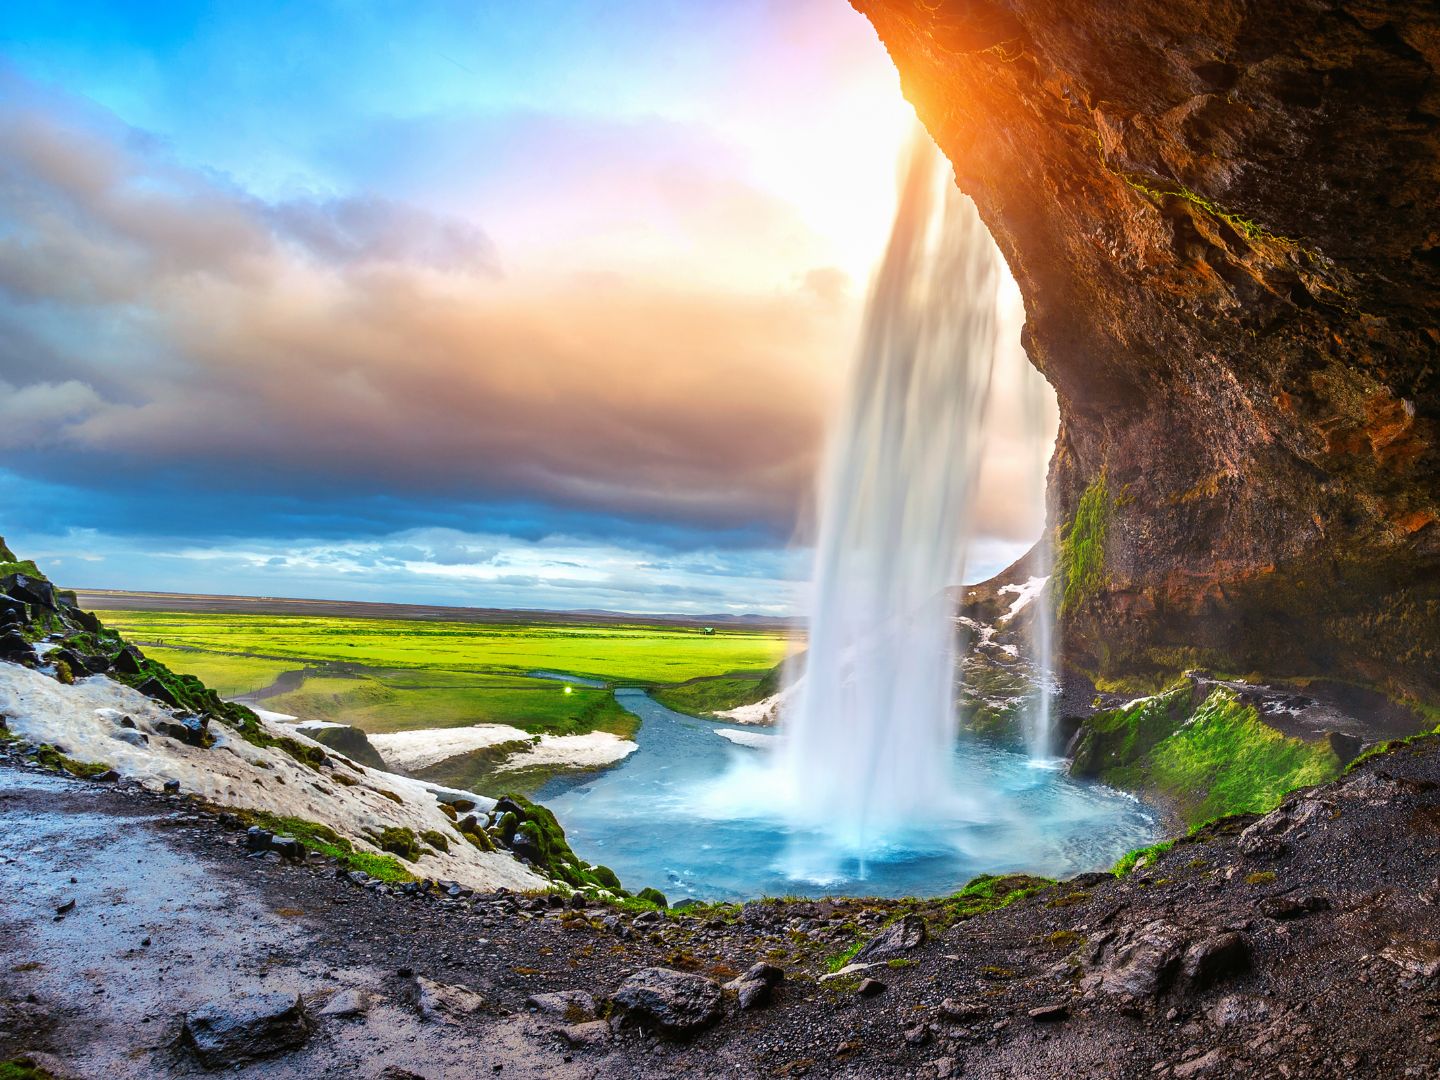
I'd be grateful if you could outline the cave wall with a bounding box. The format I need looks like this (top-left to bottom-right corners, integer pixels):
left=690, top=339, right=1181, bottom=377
left=853, top=0, right=1440, bottom=702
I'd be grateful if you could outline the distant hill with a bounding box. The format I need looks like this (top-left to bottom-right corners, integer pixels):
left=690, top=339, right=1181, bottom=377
left=72, top=588, right=800, bottom=632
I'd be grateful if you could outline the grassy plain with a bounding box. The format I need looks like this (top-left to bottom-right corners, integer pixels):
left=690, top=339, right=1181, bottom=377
left=96, top=609, right=791, bottom=738
left=139, top=647, right=304, bottom=699
left=96, top=611, right=788, bottom=683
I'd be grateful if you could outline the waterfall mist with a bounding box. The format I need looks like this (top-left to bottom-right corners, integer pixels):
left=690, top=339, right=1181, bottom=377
left=779, top=129, right=1000, bottom=850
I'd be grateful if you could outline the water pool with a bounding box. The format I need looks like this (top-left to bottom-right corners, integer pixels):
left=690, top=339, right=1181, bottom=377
left=537, top=689, right=1158, bottom=903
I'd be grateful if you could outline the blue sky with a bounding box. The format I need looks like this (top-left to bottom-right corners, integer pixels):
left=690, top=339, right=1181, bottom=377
left=1, top=1, right=1044, bottom=612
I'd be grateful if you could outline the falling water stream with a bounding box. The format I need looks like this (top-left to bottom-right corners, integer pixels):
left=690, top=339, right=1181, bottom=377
left=540, top=129, right=1157, bottom=900
left=780, top=130, right=999, bottom=846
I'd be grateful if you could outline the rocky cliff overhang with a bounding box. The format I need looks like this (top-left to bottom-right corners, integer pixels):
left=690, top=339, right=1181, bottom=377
left=854, top=0, right=1440, bottom=701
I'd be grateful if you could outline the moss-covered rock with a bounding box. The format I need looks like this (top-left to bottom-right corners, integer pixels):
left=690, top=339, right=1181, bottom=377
left=1072, top=683, right=1341, bottom=829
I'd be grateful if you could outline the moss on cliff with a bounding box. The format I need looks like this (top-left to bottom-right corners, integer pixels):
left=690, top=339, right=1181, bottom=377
left=1057, top=475, right=1111, bottom=616
left=1073, top=685, right=1341, bottom=829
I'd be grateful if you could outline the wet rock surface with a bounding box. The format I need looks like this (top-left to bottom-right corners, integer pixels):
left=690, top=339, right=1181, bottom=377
left=181, top=993, right=312, bottom=1068
left=855, top=0, right=1440, bottom=701
left=4, top=732, right=1440, bottom=1076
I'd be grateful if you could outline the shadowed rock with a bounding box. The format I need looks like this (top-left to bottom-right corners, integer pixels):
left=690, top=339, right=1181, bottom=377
left=181, top=992, right=312, bottom=1068
left=612, top=967, right=723, bottom=1037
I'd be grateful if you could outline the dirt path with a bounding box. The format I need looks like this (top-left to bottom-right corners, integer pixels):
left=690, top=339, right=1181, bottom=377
left=5, top=735, right=1440, bottom=1078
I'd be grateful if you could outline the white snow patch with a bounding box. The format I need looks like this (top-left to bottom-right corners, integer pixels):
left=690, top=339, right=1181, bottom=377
left=715, top=728, right=775, bottom=750
left=0, top=663, right=545, bottom=893
left=249, top=707, right=298, bottom=724
left=998, top=575, right=1050, bottom=622
left=493, top=731, right=637, bottom=772
left=714, top=682, right=794, bottom=727
left=369, top=725, right=536, bottom=772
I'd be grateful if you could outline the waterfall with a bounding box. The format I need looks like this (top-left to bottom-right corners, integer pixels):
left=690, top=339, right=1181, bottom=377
left=779, top=128, right=1000, bottom=849
left=1021, top=363, right=1056, bottom=761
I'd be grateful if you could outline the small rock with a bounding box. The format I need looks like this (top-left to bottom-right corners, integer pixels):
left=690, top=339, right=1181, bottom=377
left=162, top=779, right=181, bottom=794
left=1257, top=895, right=1330, bottom=920
left=724, top=962, right=785, bottom=1010
left=938, top=997, right=990, bottom=1023
left=318, top=988, right=372, bottom=1018
left=611, top=967, right=723, bottom=1037
left=415, top=976, right=488, bottom=1023
left=181, top=993, right=312, bottom=1068
left=525, top=990, right=598, bottom=1022
left=55, top=898, right=76, bottom=915
left=559, top=1020, right=612, bottom=1048
left=851, top=914, right=927, bottom=964
left=856, top=978, right=887, bottom=998
left=1028, top=1001, right=1070, bottom=1022
left=904, top=1022, right=932, bottom=1045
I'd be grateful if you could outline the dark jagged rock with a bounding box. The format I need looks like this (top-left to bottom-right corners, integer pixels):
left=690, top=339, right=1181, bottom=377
left=856, top=0, right=1440, bottom=705
left=181, top=992, right=312, bottom=1068
left=525, top=990, right=599, bottom=1022
left=297, top=723, right=386, bottom=769
left=724, top=962, right=785, bottom=1010
left=1258, top=893, right=1331, bottom=920
left=1181, top=932, right=1251, bottom=989
left=152, top=712, right=210, bottom=748
left=611, top=967, right=723, bottom=1037
left=134, top=677, right=183, bottom=709
left=851, top=913, right=927, bottom=964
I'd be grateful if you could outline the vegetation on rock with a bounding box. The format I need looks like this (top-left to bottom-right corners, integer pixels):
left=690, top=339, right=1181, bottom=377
left=1073, top=685, right=1341, bottom=829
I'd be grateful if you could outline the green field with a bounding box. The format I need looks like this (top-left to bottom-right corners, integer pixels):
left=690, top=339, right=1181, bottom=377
left=139, top=647, right=305, bottom=699
left=96, top=610, right=791, bottom=739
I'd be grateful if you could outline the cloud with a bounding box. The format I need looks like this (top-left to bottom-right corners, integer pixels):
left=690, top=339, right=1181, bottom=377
left=1, top=75, right=849, bottom=539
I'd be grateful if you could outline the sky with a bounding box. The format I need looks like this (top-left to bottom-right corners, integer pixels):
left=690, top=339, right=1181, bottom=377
left=1, top=0, right=1055, bottom=615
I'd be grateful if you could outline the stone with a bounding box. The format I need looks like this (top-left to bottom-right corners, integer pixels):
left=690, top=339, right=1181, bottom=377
left=724, top=962, right=785, bottom=1010
left=269, top=836, right=304, bottom=861
left=850, top=914, right=927, bottom=964
left=559, top=1020, right=612, bottom=1048
left=856, top=978, right=887, bottom=997
left=1094, top=920, right=1186, bottom=998
left=414, top=976, right=489, bottom=1023
left=162, top=779, right=181, bottom=794
left=1181, top=933, right=1251, bottom=989
left=245, top=826, right=273, bottom=852
left=0, top=630, right=34, bottom=659
left=1028, top=1001, right=1070, bottom=1022
left=1258, top=895, right=1330, bottom=920
left=318, top=988, right=372, bottom=1018
left=136, top=677, right=182, bottom=708
left=525, top=990, right=598, bottom=1022
left=153, top=713, right=209, bottom=747
left=181, top=993, right=312, bottom=1068
left=611, top=967, right=723, bottom=1036
left=1380, top=939, right=1440, bottom=979
left=938, top=997, right=990, bottom=1024
left=111, top=645, right=145, bottom=675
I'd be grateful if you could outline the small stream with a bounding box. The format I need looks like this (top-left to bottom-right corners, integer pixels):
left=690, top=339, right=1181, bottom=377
left=538, top=690, right=1157, bottom=903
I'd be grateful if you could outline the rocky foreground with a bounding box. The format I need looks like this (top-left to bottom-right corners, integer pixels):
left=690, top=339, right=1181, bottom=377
left=4, top=719, right=1440, bottom=1078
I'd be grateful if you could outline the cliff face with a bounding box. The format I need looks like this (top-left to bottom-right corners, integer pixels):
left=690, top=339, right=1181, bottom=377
left=854, top=0, right=1440, bottom=701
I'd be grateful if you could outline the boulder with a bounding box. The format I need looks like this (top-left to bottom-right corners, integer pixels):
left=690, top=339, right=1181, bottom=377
left=1181, top=932, right=1251, bottom=989
left=1092, top=920, right=1186, bottom=998
left=296, top=723, right=386, bottom=769
left=724, top=962, right=784, bottom=1009
left=136, top=677, right=183, bottom=709
left=111, top=645, right=145, bottom=675
left=0, top=629, right=34, bottom=659
left=856, top=977, right=887, bottom=998
left=3, top=573, right=57, bottom=611
left=181, top=992, right=312, bottom=1068
left=611, top=967, right=723, bottom=1037
left=850, top=914, right=927, bottom=964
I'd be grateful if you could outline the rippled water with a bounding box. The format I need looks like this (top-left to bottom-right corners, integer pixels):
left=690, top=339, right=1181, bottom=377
left=537, top=690, right=1158, bottom=903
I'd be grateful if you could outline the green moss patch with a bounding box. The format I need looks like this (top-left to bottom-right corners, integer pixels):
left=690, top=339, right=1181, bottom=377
left=1057, top=475, right=1111, bottom=615
left=228, top=809, right=414, bottom=883
left=29, top=743, right=112, bottom=780
left=0, top=1058, right=56, bottom=1080
left=652, top=664, right=781, bottom=718
left=1078, top=686, right=1341, bottom=830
